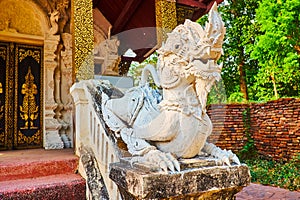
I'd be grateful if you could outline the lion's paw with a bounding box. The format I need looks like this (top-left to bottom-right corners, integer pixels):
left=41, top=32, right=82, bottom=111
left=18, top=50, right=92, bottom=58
left=216, top=149, right=241, bottom=166
left=202, top=142, right=241, bottom=166
left=133, top=150, right=180, bottom=173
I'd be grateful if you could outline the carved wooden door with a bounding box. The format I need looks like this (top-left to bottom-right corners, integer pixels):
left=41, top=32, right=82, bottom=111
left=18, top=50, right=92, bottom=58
left=0, top=42, right=43, bottom=150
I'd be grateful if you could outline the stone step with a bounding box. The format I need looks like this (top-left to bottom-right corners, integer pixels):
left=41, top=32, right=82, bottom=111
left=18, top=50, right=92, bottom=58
left=0, top=149, right=79, bottom=181
left=0, top=173, right=86, bottom=200
left=0, top=148, right=86, bottom=199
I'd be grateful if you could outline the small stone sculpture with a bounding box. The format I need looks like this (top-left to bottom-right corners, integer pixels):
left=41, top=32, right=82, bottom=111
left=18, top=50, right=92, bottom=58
left=49, top=10, right=60, bottom=35
left=102, top=3, right=240, bottom=172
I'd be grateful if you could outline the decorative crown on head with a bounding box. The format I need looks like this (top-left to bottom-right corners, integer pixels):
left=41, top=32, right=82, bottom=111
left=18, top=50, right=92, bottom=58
left=199, top=2, right=226, bottom=51
left=158, top=2, right=225, bottom=58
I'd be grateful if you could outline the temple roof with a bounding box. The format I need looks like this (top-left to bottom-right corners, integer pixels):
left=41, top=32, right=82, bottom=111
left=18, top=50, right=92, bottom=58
left=92, top=0, right=223, bottom=63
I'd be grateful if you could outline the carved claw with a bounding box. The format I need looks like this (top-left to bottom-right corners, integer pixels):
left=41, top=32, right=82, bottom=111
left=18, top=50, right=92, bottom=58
left=221, top=157, right=231, bottom=166
left=166, top=152, right=181, bottom=172
left=144, top=150, right=180, bottom=173
left=120, top=129, right=180, bottom=172
left=202, top=142, right=241, bottom=166
left=228, top=150, right=241, bottom=165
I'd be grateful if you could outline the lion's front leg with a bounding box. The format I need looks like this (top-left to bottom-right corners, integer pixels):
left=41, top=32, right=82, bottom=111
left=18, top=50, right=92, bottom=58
left=200, top=142, right=241, bottom=166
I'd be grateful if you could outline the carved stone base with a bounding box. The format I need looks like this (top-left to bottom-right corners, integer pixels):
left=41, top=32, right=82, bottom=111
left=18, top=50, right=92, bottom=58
left=109, top=157, right=250, bottom=200
left=44, top=131, right=64, bottom=149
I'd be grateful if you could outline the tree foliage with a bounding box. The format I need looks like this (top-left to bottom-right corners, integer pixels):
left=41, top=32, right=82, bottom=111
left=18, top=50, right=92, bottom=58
left=250, top=0, right=300, bottom=101
left=198, top=0, right=260, bottom=102
left=221, top=0, right=260, bottom=102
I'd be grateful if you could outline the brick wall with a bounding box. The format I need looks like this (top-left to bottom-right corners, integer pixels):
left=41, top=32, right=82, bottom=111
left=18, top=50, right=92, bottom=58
left=207, top=98, right=300, bottom=160
left=250, top=98, right=300, bottom=160
left=207, top=104, right=248, bottom=152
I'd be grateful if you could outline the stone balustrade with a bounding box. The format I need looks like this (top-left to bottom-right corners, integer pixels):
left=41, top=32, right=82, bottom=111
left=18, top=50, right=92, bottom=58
left=70, top=80, right=121, bottom=199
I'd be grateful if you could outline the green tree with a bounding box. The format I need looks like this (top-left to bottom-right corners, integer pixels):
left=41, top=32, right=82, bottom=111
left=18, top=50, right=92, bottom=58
left=198, top=1, right=260, bottom=102
left=198, top=0, right=261, bottom=102
left=221, top=0, right=261, bottom=102
left=250, top=0, right=300, bottom=101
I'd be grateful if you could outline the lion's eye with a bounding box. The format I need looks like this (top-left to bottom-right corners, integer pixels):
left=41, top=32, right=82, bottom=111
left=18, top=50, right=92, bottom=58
left=175, top=44, right=180, bottom=49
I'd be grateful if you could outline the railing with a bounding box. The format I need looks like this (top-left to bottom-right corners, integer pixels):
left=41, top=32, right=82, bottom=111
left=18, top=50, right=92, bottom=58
left=70, top=80, right=121, bottom=200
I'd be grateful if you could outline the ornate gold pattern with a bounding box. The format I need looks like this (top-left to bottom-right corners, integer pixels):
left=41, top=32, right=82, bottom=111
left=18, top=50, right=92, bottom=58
left=0, top=0, right=43, bottom=36
left=0, top=103, right=3, bottom=121
left=0, top=43, right=8, bottom=147
left=18, top=130, right=41, bottom=145
left=73, top=0, right=94, bottom=80
left=5, top=43, right=14, bottom=149
left=0, top=133, right=4, bottom=144
left=19, top=49, right=40, bottom=63
left=176, top=5, right=195, bottom=25
left=155, top=0, right=178, bottom=46
left=0, top=47, right=6, bottom=60
left=0, top=109, right=3, bottom=120
left=19, top=67, right=39, bottom=130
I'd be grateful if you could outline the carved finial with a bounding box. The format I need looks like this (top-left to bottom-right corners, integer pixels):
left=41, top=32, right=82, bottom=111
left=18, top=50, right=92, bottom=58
left=49, top=10, right=60, bottom=35
left=204, top=2, right=226, bottom=52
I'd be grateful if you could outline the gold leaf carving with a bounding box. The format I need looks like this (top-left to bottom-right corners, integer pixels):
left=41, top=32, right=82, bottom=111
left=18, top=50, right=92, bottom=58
left=18, top=130, right=41, bottom=145
left=0, top=132, right=4, bottom=142
left=73, top=0, right=94, bottom=80
left=155, top=0, right=178, bottom=44
left=19, top=67, right=39, bottom=130
left=0, top=0, right=43, bottom=36
left=0, top=47, right=6, bottom=60
left=0, top=104, right=3, bottom=121
left=19, top=49, right=40, bottom=63
left=0, top=82, right=2, bottom=94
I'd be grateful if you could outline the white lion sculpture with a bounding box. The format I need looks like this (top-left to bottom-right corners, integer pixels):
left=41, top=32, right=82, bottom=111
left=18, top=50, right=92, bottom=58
left=102, top=3, right=240, bottom=172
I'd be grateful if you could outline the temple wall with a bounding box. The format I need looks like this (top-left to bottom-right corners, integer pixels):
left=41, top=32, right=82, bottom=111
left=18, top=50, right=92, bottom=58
left=207, top=98, right=300, bottom=160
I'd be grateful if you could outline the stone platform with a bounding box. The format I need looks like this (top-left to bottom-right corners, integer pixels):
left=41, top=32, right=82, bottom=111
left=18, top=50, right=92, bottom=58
left=109, top=157, right=251, bottom=200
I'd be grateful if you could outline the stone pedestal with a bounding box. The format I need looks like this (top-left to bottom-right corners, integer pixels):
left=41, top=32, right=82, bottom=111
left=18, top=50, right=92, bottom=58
left=109, top=157, right=250, bottom=200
